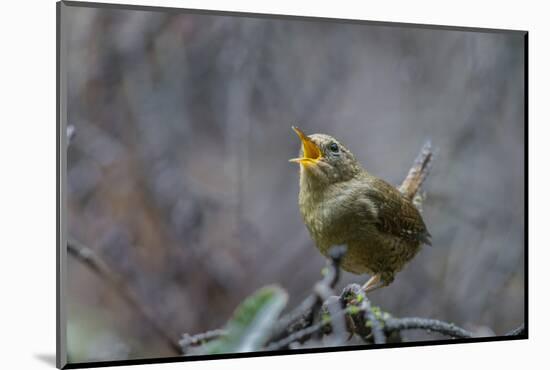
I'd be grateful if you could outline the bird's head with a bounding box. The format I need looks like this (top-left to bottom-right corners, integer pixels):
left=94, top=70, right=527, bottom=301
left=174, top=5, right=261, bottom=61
left=290, top=126, right=361, bottom=188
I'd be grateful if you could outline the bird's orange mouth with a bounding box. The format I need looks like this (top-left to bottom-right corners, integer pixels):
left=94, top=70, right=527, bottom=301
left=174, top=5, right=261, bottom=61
left=289, top=126, right=322, bottom=165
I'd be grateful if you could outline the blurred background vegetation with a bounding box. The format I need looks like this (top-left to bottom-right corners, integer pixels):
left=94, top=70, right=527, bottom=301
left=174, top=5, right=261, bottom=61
left=63, top=3, right=525, bottom=363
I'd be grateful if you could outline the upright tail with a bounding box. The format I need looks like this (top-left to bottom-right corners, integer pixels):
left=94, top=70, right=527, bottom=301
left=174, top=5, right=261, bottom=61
left=399, top=140, right=434, bottom=201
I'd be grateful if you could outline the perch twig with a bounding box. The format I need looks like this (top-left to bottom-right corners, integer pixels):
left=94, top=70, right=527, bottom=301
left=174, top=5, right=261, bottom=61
left=383, top=317, right=475, bottom=339
left=341, top=284, right=386, bottom=344
left=268, top=246, right=346, bottom=344
left=179, top=329, right=228, bottom=353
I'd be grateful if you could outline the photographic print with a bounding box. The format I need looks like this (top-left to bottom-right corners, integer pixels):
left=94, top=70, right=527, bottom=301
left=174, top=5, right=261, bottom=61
left=57, top=1, right=527, bottom=368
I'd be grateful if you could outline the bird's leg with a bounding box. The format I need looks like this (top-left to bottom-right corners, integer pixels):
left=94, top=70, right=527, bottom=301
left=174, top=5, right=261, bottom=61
left=362, top=273, right=383, bottom=293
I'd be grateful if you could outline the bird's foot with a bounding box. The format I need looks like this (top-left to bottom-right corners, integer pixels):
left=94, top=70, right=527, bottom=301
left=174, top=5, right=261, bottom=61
left=362, top=273, right=383, bottom=293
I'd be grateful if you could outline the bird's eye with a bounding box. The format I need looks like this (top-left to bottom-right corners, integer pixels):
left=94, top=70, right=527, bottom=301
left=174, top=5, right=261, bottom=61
left=328, top=142, right=339, bottom=153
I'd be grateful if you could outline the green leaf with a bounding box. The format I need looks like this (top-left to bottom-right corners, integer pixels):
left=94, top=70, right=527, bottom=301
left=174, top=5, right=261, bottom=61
left=201, top=285, right=288, bottom=354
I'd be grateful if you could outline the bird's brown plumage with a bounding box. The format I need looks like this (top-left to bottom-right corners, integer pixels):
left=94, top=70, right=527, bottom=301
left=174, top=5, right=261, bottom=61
left=290, top=127, right=431, bottom=290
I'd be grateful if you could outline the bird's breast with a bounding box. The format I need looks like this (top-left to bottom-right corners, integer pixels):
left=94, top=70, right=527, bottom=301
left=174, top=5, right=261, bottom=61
left=299, top=189, right=363, bottom=256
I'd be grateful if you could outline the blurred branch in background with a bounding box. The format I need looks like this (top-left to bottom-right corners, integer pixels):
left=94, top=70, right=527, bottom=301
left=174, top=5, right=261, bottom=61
left=67, top=239, right=181, bottom=354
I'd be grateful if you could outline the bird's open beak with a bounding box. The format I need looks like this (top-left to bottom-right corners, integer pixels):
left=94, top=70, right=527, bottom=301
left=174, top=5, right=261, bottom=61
left=289, top=126, right=322, bottom=165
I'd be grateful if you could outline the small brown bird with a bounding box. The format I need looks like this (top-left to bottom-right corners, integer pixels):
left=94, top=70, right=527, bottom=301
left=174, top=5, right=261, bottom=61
left=290, top=127, right=431, bottom=293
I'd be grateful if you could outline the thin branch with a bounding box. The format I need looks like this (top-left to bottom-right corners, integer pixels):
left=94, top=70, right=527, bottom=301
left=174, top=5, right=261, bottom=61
left=384, top=317, right=475, bottom=339
left=265, top=320, right=325, bottom=351
left=505, top=324, right=525, bottom=336
left=67, top=239, right=181, bottom=354
left=321, top=296, right=348, bottom=345
left=179, top=329, right=227, bottom=353
left=267, top=246, right=346, bottom=345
